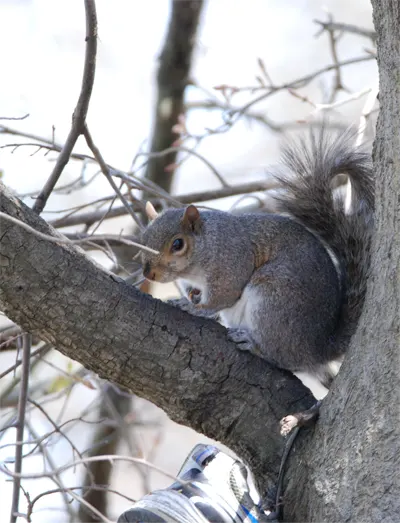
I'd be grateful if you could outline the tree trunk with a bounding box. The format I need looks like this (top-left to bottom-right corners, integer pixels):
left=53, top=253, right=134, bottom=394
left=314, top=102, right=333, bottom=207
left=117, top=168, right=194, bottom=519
left=282, top=1, right=400, bottom=520
left=144, top=0, right=204, bottom=192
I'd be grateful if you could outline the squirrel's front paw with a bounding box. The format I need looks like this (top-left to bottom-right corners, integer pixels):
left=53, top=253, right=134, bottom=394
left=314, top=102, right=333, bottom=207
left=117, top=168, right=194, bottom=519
left=188, top=287, right=202, bottom=305
left=227, top=328, right=257, bottom=353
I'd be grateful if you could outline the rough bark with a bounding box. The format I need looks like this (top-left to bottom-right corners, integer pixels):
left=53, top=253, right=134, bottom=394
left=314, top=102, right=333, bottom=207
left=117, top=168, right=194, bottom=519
left=0, top=183, right=314, bottom=494
left=282, top=1, right=400, bottom=521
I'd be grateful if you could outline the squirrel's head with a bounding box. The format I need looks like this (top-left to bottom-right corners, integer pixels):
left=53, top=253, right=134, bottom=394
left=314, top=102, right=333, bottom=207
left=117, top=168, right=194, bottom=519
left=140, top=202, right=203, bottom=283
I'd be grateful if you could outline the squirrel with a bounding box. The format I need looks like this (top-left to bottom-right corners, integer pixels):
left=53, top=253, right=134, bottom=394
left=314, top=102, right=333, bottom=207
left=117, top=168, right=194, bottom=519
left=140, top=127, right=374, bottom=389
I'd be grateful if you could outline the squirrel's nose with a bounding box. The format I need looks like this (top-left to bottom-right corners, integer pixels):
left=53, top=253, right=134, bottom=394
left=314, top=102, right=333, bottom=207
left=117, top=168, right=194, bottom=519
left=143, top=262, right=156, bottom=281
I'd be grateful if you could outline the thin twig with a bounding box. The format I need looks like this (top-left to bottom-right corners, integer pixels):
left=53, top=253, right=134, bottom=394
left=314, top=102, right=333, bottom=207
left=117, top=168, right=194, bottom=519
left=10, top=334, right=32, bottom=523
left=0, top=211, right=159, bottom=255
left=64, top=487, right=114, bottom=523
left=137, top=145, right=229, bottom=187
left=83, top=125, right=144, bottom=230
left=0, top=344, right=49, bottom=381
left=186, top=99, right=285, bottom=131
left=0, top=129, right=181, bottom=206
left=25, top=421, right=76, bottom=522
left=28, top=485, right=136, bottom=515
left=0, top=346, right=52, bottom=415
left=0, top=114, right=29, bottom=121
left=324, top=14, right=346, bottom=102
left=1, top=454, right=178, bottom=483
left=27, top=398, right=95, bottom=484
left=210, top=55, right=374, bottom=136
left=32, top=0, right=97, bottom=214
left=314, top=19, right=377, bottom=42
left=50, top=180, right=278, bottom=228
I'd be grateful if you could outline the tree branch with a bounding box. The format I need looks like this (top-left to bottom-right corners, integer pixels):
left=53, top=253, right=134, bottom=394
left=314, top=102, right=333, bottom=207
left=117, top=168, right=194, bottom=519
left=10, top=334, right=32, bottom=523
left=314, top=19, right=377, bottom=42
left=49, top=180, right=278, bottom=229
left=32, top=0, right=98, bottom=214
left=83, top=125, right=144, bottom=230
left=0, top=181, right=314, bottom=491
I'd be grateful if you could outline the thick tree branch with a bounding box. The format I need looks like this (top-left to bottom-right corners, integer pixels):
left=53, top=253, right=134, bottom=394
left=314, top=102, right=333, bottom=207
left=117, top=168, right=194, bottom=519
left=0, top=182, right=314, bottom=491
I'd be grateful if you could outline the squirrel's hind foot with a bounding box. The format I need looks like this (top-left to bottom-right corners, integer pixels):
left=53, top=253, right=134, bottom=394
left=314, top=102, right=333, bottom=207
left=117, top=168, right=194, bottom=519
left=280, top=400, right=322, bottom=436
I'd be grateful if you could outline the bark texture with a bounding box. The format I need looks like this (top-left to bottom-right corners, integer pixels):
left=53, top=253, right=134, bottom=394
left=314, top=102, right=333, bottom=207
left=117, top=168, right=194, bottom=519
left=282, top=1, right=400, bottom=521
left=0, top=183, right=314, bottom=494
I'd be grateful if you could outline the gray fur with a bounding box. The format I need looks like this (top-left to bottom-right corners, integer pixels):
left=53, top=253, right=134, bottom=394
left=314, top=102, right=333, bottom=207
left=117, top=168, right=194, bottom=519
left=275, top=127, right=374, bottom=353
left=141, top=128, right=373, bottom=380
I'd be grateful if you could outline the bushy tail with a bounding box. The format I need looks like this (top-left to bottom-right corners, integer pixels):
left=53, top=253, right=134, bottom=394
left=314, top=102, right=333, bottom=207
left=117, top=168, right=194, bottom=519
left=275, top=127, right=374, bottom=351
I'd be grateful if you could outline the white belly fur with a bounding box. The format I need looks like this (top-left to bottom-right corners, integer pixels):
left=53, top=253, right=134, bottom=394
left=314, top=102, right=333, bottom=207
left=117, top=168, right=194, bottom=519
left=219, top=286, right=258, bottom=329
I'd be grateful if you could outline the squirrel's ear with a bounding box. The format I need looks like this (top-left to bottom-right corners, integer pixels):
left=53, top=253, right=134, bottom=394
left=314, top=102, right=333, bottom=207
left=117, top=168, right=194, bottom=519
left=182, top=205, right=202, bottom=233
left=145, top=201, right=159, bottom=221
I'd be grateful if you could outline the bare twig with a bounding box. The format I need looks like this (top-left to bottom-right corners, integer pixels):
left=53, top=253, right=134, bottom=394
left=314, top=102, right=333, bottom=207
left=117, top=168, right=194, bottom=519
left=0, top=346, right=52, bottom=415
left=1, top=454, right=178, bottom=483
left=138, top=145, right=229, bottom=187
left=0, top=130, right=90, bottom=161
left=311, top=87, right=372, bottom=114
left=10, top=334, right=32, bottom=523
left=322, top=14, right=347, bottom=102
left=28, top=485, right=136, bottom=517
left=0, top=129, right=180, bottom=206
left=0, top=344, right=49, bottom=381
left=25, top=420, right=76, bottom=522
left=186, top=99, right=285, bottom=132
left=0, top=114, right=29, bottom=121
left=32, top=0, right=97, bottom=214
left=209, top=55, right=374, bottom=136
left=314, top=19, right=377, bottom=42
left=49, top=180, right=278, bottom=229
left=0, top=211, right=159, bottom=254
left=61, top=232, right=140, bottom=250
left=83, top=125, right=144, bottom=230
left=27, top=398, right=95, bottom=483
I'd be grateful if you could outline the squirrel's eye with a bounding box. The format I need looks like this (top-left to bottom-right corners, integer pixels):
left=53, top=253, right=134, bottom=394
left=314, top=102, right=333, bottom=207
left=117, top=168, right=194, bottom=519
left=171, top=238, right=185, bottom=253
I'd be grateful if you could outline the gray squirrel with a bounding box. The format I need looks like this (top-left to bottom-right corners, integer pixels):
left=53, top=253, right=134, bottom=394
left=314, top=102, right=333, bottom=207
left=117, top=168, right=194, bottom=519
left=140, top=128, right=374, bottom=389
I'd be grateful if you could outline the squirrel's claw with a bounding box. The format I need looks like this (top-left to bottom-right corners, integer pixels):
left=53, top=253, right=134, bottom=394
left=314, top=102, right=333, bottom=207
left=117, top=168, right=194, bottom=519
left=227, top=328, right=256, bottom=352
